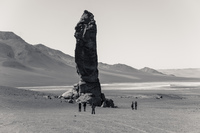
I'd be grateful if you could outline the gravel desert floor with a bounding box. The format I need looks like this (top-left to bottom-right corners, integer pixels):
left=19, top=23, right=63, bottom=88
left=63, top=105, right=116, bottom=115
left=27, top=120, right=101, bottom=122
left=1, top=82, right=200, bottom=133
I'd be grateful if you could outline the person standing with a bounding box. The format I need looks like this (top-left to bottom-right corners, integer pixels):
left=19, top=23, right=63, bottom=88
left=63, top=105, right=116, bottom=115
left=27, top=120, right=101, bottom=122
left=79, top=103, right=82, bottom=112
left=83, top=102, right=86, bottom=112
left=131, top=101, right=134, bottom=110
left=91, top=103, right=96, bottom=114
left=135, top=101, right=137, bottom=110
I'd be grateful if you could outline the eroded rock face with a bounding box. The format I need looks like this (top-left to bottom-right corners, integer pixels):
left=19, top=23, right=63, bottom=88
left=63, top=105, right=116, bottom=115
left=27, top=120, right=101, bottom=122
left=74, top=10, right=102, bottom=105
left=74, top=10, right=98, bottom=83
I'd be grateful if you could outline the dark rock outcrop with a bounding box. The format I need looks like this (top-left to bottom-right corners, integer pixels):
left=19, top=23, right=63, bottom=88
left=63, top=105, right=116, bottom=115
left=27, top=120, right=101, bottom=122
left=101, top=98, right=115, bottom=108
left=74, top=10, right=99, bottom=83
left=74, top=10, right=102, bottom=105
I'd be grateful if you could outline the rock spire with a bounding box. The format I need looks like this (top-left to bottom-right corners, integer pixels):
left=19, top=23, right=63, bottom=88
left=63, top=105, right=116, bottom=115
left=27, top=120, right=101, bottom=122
left=74, top=10, right=102, bottom=105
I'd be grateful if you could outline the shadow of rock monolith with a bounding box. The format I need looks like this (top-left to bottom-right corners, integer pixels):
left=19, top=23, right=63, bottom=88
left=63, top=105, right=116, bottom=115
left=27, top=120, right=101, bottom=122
left=74, top=10, right=102, bottom=106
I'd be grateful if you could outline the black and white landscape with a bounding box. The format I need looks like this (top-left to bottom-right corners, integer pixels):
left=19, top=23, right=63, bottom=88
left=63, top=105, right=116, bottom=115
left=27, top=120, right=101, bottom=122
left=1, top=31, right=200, bottom=132
left=1, top=0, right=200, bottom=132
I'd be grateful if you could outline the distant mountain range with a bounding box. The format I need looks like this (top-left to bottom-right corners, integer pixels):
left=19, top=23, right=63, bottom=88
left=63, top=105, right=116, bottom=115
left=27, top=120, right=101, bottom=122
left=158, top=68, right=200, bottom=78
left=140, top=67, right=166, bottom=75
left=0, top=31, right=199, bottom=87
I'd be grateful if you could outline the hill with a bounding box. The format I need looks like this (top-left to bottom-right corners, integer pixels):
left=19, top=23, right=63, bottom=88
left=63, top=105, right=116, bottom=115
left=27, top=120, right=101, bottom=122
left=0, top=31, right=78, bottom=87
left=140, top=67, right=165, bottom=75
left=34, top=44, right=75, bottom=67
left=158, top=68, right=200, bottom=78
left=0, top=31, right=198, bottom=87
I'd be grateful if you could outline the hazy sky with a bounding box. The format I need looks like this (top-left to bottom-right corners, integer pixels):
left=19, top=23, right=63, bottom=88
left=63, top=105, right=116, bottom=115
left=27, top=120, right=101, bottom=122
left=1, top=0, right=200, bottom=69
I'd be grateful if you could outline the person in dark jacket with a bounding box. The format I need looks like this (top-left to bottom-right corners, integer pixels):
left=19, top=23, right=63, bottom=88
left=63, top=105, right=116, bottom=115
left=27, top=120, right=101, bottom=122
left=91, top=103, right=96, bottom=114
left=79, top=103, right=81, bottom=112
left=83, top=102, right=86, bottom=112
left=135, top=101, right=137, bottom=110
left=131, top=101, right=134, bottom=110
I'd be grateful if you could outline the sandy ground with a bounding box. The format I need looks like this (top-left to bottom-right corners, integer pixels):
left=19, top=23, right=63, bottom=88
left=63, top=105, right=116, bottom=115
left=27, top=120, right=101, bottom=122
left=1, top=83, right=200, bottom=133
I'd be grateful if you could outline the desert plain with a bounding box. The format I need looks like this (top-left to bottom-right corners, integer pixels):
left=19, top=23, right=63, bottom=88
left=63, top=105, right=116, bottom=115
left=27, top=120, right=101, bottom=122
left=1, top=31, right=200, bottom=133
left=1, top=82, right=200, bottom=133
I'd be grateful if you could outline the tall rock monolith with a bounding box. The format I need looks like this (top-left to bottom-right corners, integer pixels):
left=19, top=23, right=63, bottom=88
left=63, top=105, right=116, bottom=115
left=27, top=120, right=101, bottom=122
left=74, top=10, right=102, bottom=106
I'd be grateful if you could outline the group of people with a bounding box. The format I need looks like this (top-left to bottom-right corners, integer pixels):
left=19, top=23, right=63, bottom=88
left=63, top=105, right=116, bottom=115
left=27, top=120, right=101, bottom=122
left=78, top=101, right=137, bottom=114
left=131, top=101, right=137, bottom=110
left=78, top=102, right=96, bottom=114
